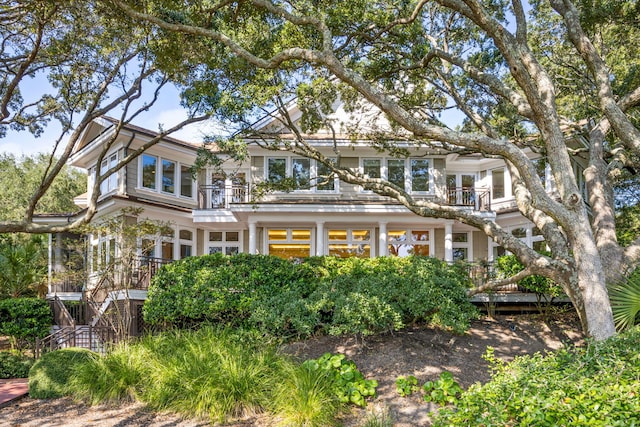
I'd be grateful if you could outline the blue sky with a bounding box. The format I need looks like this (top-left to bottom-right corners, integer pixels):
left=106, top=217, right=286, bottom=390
left=0, top=78, right=221, bottom=158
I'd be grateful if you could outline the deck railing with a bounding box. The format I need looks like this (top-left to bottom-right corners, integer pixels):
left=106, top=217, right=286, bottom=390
left=446, top=187, right=491, bottom=211
left=198, top=183, right=250, bottom=209
left=35, top=325, right=119, bottom=357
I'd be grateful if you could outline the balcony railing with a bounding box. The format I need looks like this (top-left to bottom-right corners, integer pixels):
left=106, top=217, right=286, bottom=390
left=446, top=187, right=491, bottom=211
left=198, top=183, right=250, bottom=209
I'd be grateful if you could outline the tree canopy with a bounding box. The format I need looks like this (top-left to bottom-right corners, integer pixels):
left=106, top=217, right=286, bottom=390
left=0, top=0, right=213, bottom=233
left=107, top=0, right=640, bottom=339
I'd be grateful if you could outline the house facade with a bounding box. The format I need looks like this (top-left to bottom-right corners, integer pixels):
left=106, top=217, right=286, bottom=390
left=43, top=103, right=577, bottom=307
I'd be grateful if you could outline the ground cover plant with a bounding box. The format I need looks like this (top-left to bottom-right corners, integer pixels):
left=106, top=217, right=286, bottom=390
left=28, top=348, right=95, bottom=399
left=433, top=326, right=640, bottom=426
left=55, top=326, right=374, bottom=426
left=144, top=254, right=478, bottom=338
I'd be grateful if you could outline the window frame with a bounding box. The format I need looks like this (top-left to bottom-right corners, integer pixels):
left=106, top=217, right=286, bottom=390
left=387, top=228, right=433, bottom=257
left=327, top=228, right=374, bottom=258
left=265, top=228, right=313, bottom=259
left=207, top=230, right=242, bottom=256
left=264, top=156, right=338, bottom=193
left=360, top=157, right=434, bottom=194
left=138, top=154, right=195, bottom=200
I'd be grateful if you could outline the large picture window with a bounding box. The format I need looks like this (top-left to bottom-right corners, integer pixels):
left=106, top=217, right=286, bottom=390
left=328, top=229, right=372, bottom=258
left=267, top=229, right=311, bottom=259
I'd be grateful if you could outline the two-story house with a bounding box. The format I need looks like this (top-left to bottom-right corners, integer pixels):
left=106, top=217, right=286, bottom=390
left=41, top=100, right=573, bottom=337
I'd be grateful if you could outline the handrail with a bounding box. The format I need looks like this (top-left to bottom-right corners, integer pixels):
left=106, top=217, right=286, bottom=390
left=51, top=296, right=76, bottom=328
left=446, top=187, right=491, bottom=211
left=198, top=183, right=250, bottom=209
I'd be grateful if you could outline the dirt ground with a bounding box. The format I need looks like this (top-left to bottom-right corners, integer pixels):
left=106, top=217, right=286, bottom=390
left=0, top=311, right=584, bottom=427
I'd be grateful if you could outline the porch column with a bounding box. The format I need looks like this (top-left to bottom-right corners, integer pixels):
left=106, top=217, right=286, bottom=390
left=248, top=221, right=257, bottom=254
left=47, top=233, right=53, bottom=294
left=487, top=236, right=494, bottom=262
left=316, top=221, right=325, bottom=256
left=444, top=221, right=453, bottom=262
left=378, top=221, right=388, bottom=256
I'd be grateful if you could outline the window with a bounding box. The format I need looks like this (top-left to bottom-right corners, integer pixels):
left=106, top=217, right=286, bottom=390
left=208, top=231, right=241, bottom=256
left=267, top=229, right=311, bottom=259
left=180, top=165, right=193, bottom=197
left=100, top=153, right=118, bottom=195
left=142, top=154, right=157, bottom=190
left=267, top=158, right=287, bottom=183
left=140, top=154, right=194, bottom=198
left=387, top=159, right=405, bottom=188
left=388, top=229, right=431, bottom=257
left=361, top=158, right=433, bottom=194
left=452, top=232, right=471, bottom=261
left=411, top=159, right=430, bottom=192
left=316, top=161, right=335, bottom=191
left=89, top=234, right=116, bottom=273
left=162, top=159, right=176, bottom=193
left=179, top=229, right=193, bottom=259
left=265, top=157, right=337, bottom=192
left=328, top=229, right=372, bottom=258
left=492, top=168, right=505, bottom=199
left=292, top=158, right=311, bottom=189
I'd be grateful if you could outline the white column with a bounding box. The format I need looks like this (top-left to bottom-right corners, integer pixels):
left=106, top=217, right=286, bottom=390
left=487, top=236, right=494, bottom=262
left=316, top=221, right=325, bottom=256
left=444, top=221, right=453, bottom=262
left=248, top=221, right=257, bottom=254
left=378, top=221, right=388, bottom=256
left=48, top=233, right=53, bottom=294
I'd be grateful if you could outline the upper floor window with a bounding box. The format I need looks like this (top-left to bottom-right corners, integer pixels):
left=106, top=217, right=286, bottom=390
left=100, top=153, right=118, bottom=195
left=491, top=167, right=506, bottom=199
left=140, top=154, right=194, bottom=198
left=266, top=157, right=337, bottom=192
left=361, top=158, right=433, bottom=194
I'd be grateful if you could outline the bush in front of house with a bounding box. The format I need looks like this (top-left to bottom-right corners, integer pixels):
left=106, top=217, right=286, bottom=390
left=433, top=326, right=640, bottom=426
left=0, top=350, right=34, bottom=378
left=143, top=254, right=478, bottom=338
left=0, top=297, right=51, bottom=350
left=68, top=326, right=347, bottom=425
left=28, top=347, right=96, bottom=398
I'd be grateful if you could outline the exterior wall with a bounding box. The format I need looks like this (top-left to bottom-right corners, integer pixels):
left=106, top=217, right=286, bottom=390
left=472, top=231, right=488, bottom=261
left=434, top=229, right=445, bottom=260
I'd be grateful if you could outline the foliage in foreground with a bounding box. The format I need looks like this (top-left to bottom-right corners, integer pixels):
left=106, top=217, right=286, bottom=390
left=28, top=348, right=96, bottom=399
left=66, top=327, right=370, bottom=425
left=144, top=254, right=478, bottom=338
left=0, top=297, right=51, bottom=350
left=609, top=266, right=640, bottom=331
left=433, top=327, right=640, bottom=426
left=0, top=350, right=34, bottom=379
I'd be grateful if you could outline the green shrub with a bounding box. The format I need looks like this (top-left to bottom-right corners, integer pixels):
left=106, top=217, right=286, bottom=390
left=395, top=375, right=419, bottom=397
left=0, top=350, right=34, bottom=378
left=0, top=298, right=51, bottom=350
left=144, top=254, right=478, bottom=338
left=302, top=353, right=378, bottom=408
left=433, top=327, right=640, bottom=426
left=29, top=348, right=96, bottom=398
left=422, top=371, right=463, bottom=406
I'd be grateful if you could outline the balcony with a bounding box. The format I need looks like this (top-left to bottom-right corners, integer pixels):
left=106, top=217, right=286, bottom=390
left=198, top=183, right=250, bottom=209
left=445, top=187, right=491, bottom=211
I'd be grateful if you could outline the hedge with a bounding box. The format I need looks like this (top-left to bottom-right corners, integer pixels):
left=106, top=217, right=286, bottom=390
left=144, top=254, right=478, bottom=338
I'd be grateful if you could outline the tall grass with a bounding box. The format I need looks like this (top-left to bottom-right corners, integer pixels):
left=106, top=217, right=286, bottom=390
left=272, top=363, right=341, bottom=427
left=67, top=327, right=340, bottom=425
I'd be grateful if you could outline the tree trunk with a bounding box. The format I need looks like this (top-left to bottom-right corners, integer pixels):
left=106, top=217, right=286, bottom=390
left=569, top=216, right=616, bottom=340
